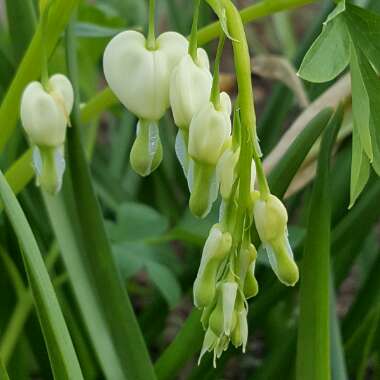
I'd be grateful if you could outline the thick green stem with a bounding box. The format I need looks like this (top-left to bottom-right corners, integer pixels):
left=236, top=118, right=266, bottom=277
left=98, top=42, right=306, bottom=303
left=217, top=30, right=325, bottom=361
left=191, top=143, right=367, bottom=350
left=213, top=0, right=270, bottom=200
left=189, top=0, right=201, bottom=61
left=147, top=0, right=156, bottom=50
left=210, top=33, right=226, bottom=109
left=199, top=0, right=317, bottom=45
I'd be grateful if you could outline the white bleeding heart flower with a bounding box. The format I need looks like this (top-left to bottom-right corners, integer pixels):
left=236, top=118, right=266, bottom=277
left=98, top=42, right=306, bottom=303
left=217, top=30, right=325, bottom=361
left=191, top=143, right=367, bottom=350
left=170, top=49, right=213, bottom=129
left=103, top=30, right=188, bottom=121
left=20, top=74, right=73, bottom=194
left=20, top=74, right=73, bottom=147
left=188, top=92, right=232, bottom=166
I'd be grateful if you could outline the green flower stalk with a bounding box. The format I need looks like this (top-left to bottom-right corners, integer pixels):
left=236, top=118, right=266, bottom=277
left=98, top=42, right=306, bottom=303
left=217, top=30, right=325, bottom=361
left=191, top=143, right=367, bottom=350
left=193, top=0, right=299, bottom=364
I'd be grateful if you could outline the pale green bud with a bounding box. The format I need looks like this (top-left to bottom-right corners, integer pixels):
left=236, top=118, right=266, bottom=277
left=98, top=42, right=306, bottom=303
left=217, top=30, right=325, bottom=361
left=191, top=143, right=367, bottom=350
left=208, top=279, right=238, bottom=337
left=193, top=225, right=232, bottom=308
left=188, top=92, right=232, bottom=166
left=265, top=234, right=299, bottom=287
left=103, top=30, right=188, bottom=121
left=253, top=195, right=299, bottom=286
left=20, top=74, right=73, bottom=147
left=244, top=262, right=259, bottom=299
left=130, top=120, right=163, bottom=177
left=231, top=301, right=248, bottom=352
left=254, top=195, right=288, bottom=242
left=216, top=142, right=240, bottom=200
left=221, top=281, right=238, bottom=336
left=170, top=50, right=212, bottom=129
left=33, top=145, right=65, bottom=194
left=237, top=243, right=257, bottom=289
left=188, top=162, right=217, bottom=218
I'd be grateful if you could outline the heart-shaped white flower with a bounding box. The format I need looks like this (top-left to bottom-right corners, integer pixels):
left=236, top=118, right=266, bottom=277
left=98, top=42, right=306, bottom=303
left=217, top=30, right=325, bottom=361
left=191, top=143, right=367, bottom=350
left=20, top=74, right=73, bottom=147
left=170, top=49, right=213, bottom=129
left=103, top=30, right=188, bottom=121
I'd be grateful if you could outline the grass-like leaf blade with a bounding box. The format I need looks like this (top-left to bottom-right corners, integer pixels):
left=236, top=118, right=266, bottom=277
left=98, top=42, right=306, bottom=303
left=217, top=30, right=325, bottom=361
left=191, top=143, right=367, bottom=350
left=296, top=107, right=343, bottom=380
left=0, top=171, right=84, bottom=380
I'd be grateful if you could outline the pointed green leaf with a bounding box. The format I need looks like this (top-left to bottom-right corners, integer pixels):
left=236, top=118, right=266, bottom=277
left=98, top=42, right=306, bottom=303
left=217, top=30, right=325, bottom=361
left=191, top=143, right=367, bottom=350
left=64, top=16, right=156, bottom=380
left=345, top=4, right=380, bottom=73
left=298, top=12, right=350, bottom=82
left=350, top=124, right=370, bottom=208
left=296, top=107, right=343, bottom=380
left=0, top=355, right=10, bottom=380
left=0, top=171, right=84, bottom=380
left=350, top=42, right=372, bottom=161
left=146, top=261, right=182, bottom=309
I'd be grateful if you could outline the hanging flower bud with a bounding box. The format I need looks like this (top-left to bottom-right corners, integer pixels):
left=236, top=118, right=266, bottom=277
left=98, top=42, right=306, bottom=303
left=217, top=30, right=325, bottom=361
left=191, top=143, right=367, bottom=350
left=253, top=195, right=299, bottom=286
left=244, top=262, right=259, bottom=299
left=188, top=92, right=232, bottom=165
left=231, top=299, right=248, bottom=352
left=20, top=74, right=73, bottom=194
left=193, top=224, right=232, bottom=308
left=130, top=120, right=163, bottom=177
left=20, top=74, right=73, bottom=147
left=170, top=49, right=213, bottom=129
left=216, top=142, right=240, bottom=200
left=103, top=30, right=188, bottom=121
left=237, top=243, right=258, bottom=295
left=221, top=280, right=238, bottom=336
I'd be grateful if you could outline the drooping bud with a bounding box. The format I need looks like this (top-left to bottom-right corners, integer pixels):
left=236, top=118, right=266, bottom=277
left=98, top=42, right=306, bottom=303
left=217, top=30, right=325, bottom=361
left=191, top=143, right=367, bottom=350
left=244, top=262, right=259, bottom=299
left=231, top=300, right=248, bottom=352
left=216, top=143, right=240, bottom=200
left=237, top=242, right=257, bottom=290
left=20, top=74, right=73, bottom=194
left=188, top=162, right=218, bottom=218
left=188, top=92, right=232, bottom=166
left=170, top=50, right=213, bottom=130
left=253, top=195, right=299, bottom=286
left=103, top=30, right=188, bottom=121
left=20, top=74, right=73, bottom=147
left=130, top=120, right=163, bottom=177
left=221, top=281, right=238, bottom=336
left=193, top=225, right=232, bottom=308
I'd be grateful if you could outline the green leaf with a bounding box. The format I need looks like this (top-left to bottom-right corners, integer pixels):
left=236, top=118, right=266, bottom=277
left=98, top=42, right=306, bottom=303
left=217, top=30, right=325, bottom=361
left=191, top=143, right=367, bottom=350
left=64, top=17, right=156, bottom=380
left=0, top=355, right=10, bottom=380
left=344, top=4, right=380, bottom=73
left=5, top=0, right=37, bottom=63
left=154, top=309, right=203, bottom=380
left=0, top=171, right=84, bottom=380
left=43, top=192, right=127, bottom=380
left=349, top=124, right=370, bottom=208
left=75, top=22, right=124, bottom=38
left=108, top=202, right=169, bottom=243
left=146, top=261, right=181, bottom=308
left=296, top=107, right=343, bottom=380
left=350, top=43, right=372, bottom=161
left=298, top=11, right=350, bottom=82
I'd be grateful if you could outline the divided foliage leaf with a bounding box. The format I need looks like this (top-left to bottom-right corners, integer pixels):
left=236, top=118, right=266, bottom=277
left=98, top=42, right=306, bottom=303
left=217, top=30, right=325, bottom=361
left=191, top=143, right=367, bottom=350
left=299, top=2, right=380, bottom=206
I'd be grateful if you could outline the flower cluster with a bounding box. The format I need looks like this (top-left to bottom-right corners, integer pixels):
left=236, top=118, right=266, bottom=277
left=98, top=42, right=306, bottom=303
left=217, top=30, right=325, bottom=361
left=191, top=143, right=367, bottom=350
left=102, top=0, right=299, bottom=365
left=20, top=74, right=73, bottom=194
